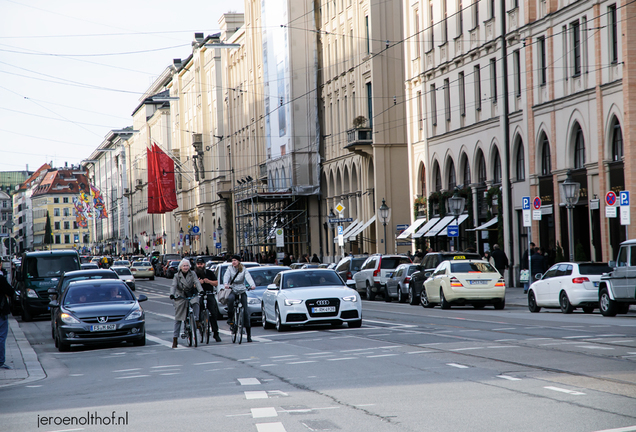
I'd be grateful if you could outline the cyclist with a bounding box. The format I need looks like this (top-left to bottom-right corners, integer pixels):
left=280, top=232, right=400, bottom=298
left=195, top=258, right=221, bottom=342
left=223, top=255, right=256, bottom=342
left=169, top=258, right=204, bottom=348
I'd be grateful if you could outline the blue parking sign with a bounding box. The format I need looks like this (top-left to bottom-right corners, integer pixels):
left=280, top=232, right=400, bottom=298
left=522, top=196, right=530, bottom=210
left=620, top=191, right=630, bottom=206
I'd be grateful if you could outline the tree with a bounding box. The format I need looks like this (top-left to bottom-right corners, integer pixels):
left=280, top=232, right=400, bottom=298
left=44, top=211, right=53, bottom=249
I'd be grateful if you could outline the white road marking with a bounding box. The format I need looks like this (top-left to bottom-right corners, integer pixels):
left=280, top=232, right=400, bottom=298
left=495, top=339, right=519, bottom=342
left=151, top=365, right=182, bottom=369
left=487, top=346, right=518, bottom=349
left=497, top=375, right=522, bottom=381
left=526, top=338, right=552, bottom=341
left=544, top=386, right=585, bottom=395
left=112, top=368, right=141, bottom=373
left=407, top=350, right=434, bottom=354
left=238, top=378, right=261, bottom=386
left=452, top=347, right=483, bottom=351
left=115, top=375, right=150, bottom=379
left=193, top=361, right=221, bottom=365
left=592, top=425, right=636, bottom=432
left=267, top=390, right=289, bottom=397
left=69, top=374, right=83, bottom=377
left=252, top=407, right=278, bottom=418
left=367, top=333, right=390, bottom=337
left=287, top=361, right=318, bottom=365
left=256, top=422, right=286, bottom=432
left=355, top=404, right=375, bottom=407
left=576, top=346, right=614, bottom=350
left=563, top=335, right=595, bottom=339
left=270, top=355, right=297, bottom=359
left=245, top=391, right=269, bottom=399
left=260, top=364, right=276, bottom=367
left=492, top=328, right=516, bottom=330
left=305, top=352, right=333, bottom=356
left=146, top=334, right=176, bottom=348
left=238, top=358, right=258, bottom=362
left=447, top=363, right=469, bottom=369
left=367, top=354, right=399, bottom=358
left=160, top=373, right=180, bottom=376
left=327, top=357, right=357, bottom=361
left=26, top=385, right=42, bottom=388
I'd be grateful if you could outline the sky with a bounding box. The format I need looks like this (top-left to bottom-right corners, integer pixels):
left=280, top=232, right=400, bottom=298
left=0, top=0, right=244, bottom=172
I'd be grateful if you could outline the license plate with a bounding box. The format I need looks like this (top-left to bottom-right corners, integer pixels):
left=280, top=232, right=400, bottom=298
left=469, top=280, right=488, bottom=285
left=593, top=281, right=599, bottom=287
left=91, top=324, right=116, bottom=331
left=312, top=306, right=336, bottom=313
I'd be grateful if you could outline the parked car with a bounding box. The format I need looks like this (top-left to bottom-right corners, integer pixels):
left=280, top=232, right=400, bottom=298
left=598, top=239, right=636, bottom=316
left=165, top=260, right=180, bottom=279
left=334, top=255, right=367, bottom=289
left=130, top=261, right=154, bottom=280
left=408, top=251, right=482, bottom=305
left=261, top=269, right=362, bottom=331
left=111, top=266, right=136, bottom=291
left=385, top=264, right=421, bottom=303
left=353, top=254, right=412, bottom=301
left=81, top=263, right=99, bottom=270
left=421, top=259, right=506, bottom=309
left=50, top=279, right=147, bottom=351
left=113, top=260, right=131, bottom=268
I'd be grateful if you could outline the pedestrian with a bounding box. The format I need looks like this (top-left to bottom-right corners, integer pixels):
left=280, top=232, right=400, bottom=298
left=531, top=247, right=547, bottom=280
left=282, top=253, right=292, bottom=267
left=223, top=255, right=256, bottom=343
left=194, top=258, right=221, bottom=342
left=490, top=244, right=509, bottom=276
left=169, top=259, right=204, bottom=348
left=311, top=253, right=321, bottom=263
left=521, top=242, right=535, bottom=293
left=0, top=273, right=15, bottom=369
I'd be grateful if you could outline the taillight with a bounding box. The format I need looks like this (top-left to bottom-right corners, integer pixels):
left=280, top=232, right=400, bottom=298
left=346, top=271, right=352, bottom=280
left=495, top=278, right=505, bottom=287
left=373, top=258, right=381, bottom=277
left=373, top=269, right=381, bottom=277
left=572, top=277, right=590, bottom=284
left=450, top=277, right=462, bottom=287
left=404, top=277, right=411, bottom=284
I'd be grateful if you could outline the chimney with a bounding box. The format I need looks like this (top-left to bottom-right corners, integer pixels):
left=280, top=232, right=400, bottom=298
left=193, top=32, right=205, bottom=47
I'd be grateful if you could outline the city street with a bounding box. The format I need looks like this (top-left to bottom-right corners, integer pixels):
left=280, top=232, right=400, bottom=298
left=1, top=279, right=635, bottom=432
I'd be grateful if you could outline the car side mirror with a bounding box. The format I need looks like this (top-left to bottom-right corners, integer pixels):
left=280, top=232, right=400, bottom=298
left=49, top=300, right=58, bottom=308
left=267, top=284, right=278, bottom=290
left=608, top=261, right=616, bottom=269
left=534, top=273, right=543, bottom=280
left=137, top=294, right=148, bottom=302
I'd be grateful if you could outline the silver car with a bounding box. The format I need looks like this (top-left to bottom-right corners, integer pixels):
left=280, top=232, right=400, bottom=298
left=385, top=264, right=420, bottom=303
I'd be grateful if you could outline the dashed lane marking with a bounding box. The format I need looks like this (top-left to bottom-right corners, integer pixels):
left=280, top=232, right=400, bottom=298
left=146, top=334, right=177, bottom=348
left=238, top=378, right=261, bottom=385
left=245, top=391, right=269, bottom=399
left=544, top=386, right=585, bottom=396
left=497, top=375, right=522, bottom=381
left=287, top=361, right=318, bottom=365
left=251, top=407, right=278, bottom=418
left=151, top=365, right=182, bottom=368
left=256, top=422, right=286, bottom=432
left=113, top=368, right=141, bottom=373
left=327, top=357, right=357, bottom=361
left=447, top=363, right=469, bottom=369
left=193, top=361, right=222, bottom=365
left=115, top=375, right=150, bottom=379
left=367, top=354, right=399, bottom=358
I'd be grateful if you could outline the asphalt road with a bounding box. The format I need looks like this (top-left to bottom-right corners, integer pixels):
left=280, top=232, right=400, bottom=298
left=2, top=278, right=635, bottom=432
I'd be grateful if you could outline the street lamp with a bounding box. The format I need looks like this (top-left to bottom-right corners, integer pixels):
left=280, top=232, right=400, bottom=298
left=328, top=209, right=337, bottom=260
left=217, top=222, right=223, bottom=253
left=379, top=199, right=390, bottom=254
left=560, top=170, right=580, bottom=262
left=134, top=234, right=138, bottom=254
left=162, top=231, right=167, bottom=254
left=447, top=189, right=466, bottom=252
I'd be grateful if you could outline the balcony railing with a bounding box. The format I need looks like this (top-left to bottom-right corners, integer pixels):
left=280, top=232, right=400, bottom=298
left=345, top=127, right=373, bottom=156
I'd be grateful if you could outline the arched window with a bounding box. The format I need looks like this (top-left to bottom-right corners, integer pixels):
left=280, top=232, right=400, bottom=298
left=419, top=164, right=426, bottom=196
left=516, top=140, right=525, bottom=181
left=462, top=155, right=471, bottom=186
left=493, top=148, right=502, bottom=184
left=540, top=134, right=551, bottom=176
left=275, top=169, right=280, bottom=189
left=447, top=159, right=456, bottom=190
left=612, top=120, right=623, bottom=161
left=477, top=151, right=486, bottom=184
left=573, top=124, right=585, bottom=169
left=434, top=162, right=442, bottom=192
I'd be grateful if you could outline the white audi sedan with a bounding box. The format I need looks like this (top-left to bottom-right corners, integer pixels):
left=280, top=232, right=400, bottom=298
left=527, top=262, right=612, bottom=314
left=261, top=269, right=362, bottom=331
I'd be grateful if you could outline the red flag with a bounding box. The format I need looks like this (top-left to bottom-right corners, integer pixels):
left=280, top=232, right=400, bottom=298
left=147, top=146, right=161, bottom=213
left=154, top=144, right=178, bottom=212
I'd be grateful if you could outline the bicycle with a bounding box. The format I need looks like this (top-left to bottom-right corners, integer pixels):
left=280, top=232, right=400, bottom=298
left=200, top=293, right=211, bottom=344
left=176, top=295, right=198, bottom=347
left=230, top=295, right=244, bottom=344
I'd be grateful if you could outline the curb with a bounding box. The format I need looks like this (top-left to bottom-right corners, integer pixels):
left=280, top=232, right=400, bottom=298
left=0, top=316, right=46, bottom=388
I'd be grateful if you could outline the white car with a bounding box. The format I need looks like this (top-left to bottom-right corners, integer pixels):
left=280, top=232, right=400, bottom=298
left=421, top=259, right=506, bottom=309
left=261, top=269, right=362, bottom=331
left=130, top=261, right=154, bottom=280
left=111, top=266, right=136, bottom=291
left=528, top=262, right=612, bottom=314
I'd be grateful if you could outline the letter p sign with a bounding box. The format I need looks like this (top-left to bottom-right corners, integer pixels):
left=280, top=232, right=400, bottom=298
left=620, top=191, right=630, bottom=207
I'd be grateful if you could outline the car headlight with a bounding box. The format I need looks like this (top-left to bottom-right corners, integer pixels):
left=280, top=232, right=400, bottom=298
left=26, top=288, right=38, bottom=299
left=284, top=299, right=303, bottom=306
left=247, top=297, right=260, bottom=305
left=60, top=313, right=80, bottom=324
left=342, top=295, right=358, bottom=302
left=125, top=308, right=143, bottom=320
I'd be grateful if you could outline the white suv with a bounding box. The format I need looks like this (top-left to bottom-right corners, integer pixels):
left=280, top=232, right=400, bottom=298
left=353, top=254, right=413, bottom=301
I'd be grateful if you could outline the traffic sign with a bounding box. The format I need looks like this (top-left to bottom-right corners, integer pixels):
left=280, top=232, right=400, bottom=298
left=337, top=226, right=344, bottom=235
left=533, top=197, right=542, bottom=210
left=522, top=196, right=530, bottom=210
left=447, top=225, right=459, bottom=237
left=335, top=202, right=345, bottom=213
left=606, top=191, right=617, bottom=206
left=215, top=242, right=221, bottom=249
left=191, top=225, right=200, bottom=234
left=396, top=224, right=409, bottom=230
left=620, top=191, right=630, bottom=206
left=328, top=218, right=353, bottom=223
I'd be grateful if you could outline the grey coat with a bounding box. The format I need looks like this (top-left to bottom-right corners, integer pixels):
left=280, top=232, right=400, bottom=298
left=223, top=265, right=255, bottom=295
left=170, top=270, right=203, bottom=321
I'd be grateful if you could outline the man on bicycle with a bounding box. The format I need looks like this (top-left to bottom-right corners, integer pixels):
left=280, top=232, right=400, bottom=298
left=169, top=259, right=204, bottom=348
left=195, top=258, right=221, bottom=342
left=223, top=255, right=256, bottom=342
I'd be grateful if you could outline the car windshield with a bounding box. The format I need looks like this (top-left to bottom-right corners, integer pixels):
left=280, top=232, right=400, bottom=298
left=407, top=266, right=419, bottom=275
left=112, top=268, right=132, bottom=276
left=61, top=274, right=119, bottom=292
left=247, top=268, right=288, bottom=287
left=283, top=271, right=343, bottom=288
left=451, top=262, right=497, bottom=273
left=380, top=257, right=411, bottom=269
left=113, top=261, right=130, bottom=266
left=132, top=262, right=150, bottom=267
left=64, top=284, right=134, bottom=305
left=351, top=258, right=366, bottom=271
left=578, top=263, right=612, bottom=275
left=26, top=255, right=80, bottom=279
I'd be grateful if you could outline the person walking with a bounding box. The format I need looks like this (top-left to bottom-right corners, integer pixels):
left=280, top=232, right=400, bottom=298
left=223, top=255, right=256, bottom=342
left=0, top=274, right=15, bottom=369
left=521, top=242, right=535, bottom=293
left=169, top=259, right=204, bottom=348
left=311, top=253, right=321, bottom=263
left=490, top=244, right=509, bottom=276
left=195, top=258, right=221, bottom=342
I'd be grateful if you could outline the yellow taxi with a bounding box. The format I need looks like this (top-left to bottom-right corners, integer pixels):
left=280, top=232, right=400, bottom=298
left=421, top=258, right=506, bottom=310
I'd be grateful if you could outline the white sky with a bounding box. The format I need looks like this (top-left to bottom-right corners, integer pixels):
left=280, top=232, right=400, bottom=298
left=0, top=0, right=243, bottom=172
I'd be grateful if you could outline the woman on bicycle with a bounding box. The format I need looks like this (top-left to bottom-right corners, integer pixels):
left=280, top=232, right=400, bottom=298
left=223, top=255, right=256, bottom=342
left=169, top=258, right=204, bottom=348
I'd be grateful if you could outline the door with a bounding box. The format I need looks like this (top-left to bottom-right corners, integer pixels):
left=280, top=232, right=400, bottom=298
left=611, top=246, right=629, bottom=298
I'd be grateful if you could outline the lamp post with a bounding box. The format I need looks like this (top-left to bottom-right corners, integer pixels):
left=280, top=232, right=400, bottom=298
left=179, top=227, right=184, bottom=255
left=560, top=170, right=580, bottom=262
left=379, top=199, right=390, bottom=254
left=328, top=209, right=337, bottom=261
left=162, top=231, right=167, bottom=254
left=447, top=189, right=466, bottom=252
left=217, top=222, right=223, bottom=254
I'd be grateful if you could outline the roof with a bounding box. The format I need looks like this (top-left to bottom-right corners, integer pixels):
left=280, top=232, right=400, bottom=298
left=23, top=250, right=80, bottom=257
left=18, top=163, right=51, bottom=191
left=31, top=169, right=89, bottom=197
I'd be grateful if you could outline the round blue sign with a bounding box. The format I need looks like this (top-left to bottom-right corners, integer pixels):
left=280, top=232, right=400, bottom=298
left=191, top=226, right=200, bottom=234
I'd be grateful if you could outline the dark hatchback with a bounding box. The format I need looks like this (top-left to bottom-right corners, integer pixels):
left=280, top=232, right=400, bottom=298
left=50, top=279, right=147, bottom=352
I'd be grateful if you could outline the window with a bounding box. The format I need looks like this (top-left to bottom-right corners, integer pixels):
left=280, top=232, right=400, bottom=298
left=63, top=208, right=70, bottom=217
left=609, top=4, right=618, bottom=63
left=573, top=124, right=585, bottom=169
left=457, top=0, right=463, bottom=36
left=414, top=8, right=421, bottom=59
left=538, top=36, right=547, bottom=85
left=458, top=72, right=466, bottom=116
left=447, top=159, right=456, bottom=190
left=571, top=21, right=581, bottom=76
left=63, top=197, right=69, bottom=203
left=513, top=50, right=521, bottom=97
left=73, top=221, right=78, bottom=229
left=474, top=65, right=482, bottom=111
left=366, top=83, right=373, bottom=127
left=54, top=221, right=60, bottom=230
left=477, top=151, right=487, bottom=184
left=493, top=148, right=502, bottom=184
left=55, top=235, right=61, bottom=244
left=53, top=198, right=59, bottom=204
left=488, top=0, right=495, bottom=19
left=430, top=84, right=437, bottom=126
left=1, top=213, right=6, bottom=221
left=428, top=1, right=434, bottom=51
left=83, top=234, right=90, bottom=244
left=64, top=221, right=70, bottom=230
left=64, top=234, right=70, bottom=244
left=541, top=134, right=551, bottom=175
left=472, top=0, right=479, bottom=28
left=612, top=120, right=623, bottom=161
left=444, top=78, right=451, bottom=122
left=54, top=208, right=60, bottom=217
left=516, top=141, right=525, bottom=181
left=463, top=157, right=471, bottom=185
left=365, top=16, right=370, bottom=54
left=490, top=58, right=497, bottom=102
left=434, top=162, right=442, bottom=191
left=442, top=0, right=448, bottom=44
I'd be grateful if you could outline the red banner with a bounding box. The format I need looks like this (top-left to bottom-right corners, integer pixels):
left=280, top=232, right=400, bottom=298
left=153, top=144, right=178, bottom=213
left=147, top=146, right=161, bottom=213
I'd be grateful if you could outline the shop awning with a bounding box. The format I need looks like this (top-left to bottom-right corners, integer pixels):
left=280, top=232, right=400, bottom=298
left=333, top=219, right=361, bottom=243
left=424, top=215, right=456, bottom=237
left=412, top=217, right=441, bottom=238
left=347, top=215, right=377, bottom=240
left=397, top=217, right=428, bottom=239
left=466, top=216, right=498, bottom=231
left=438, top=214, right=469, bottom=236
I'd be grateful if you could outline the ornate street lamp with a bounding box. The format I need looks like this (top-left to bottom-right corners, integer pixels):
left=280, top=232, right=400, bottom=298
left=447, top=189, right=466, bottom=251
left=162, top=231, right=167, bottom=254
left=560, top=170, right=580, bottom=262
left=216, top=223, right=223, bottom=253
left=379, top=199, right=390, bottom=254
left=328, top=209, right=337, bottom=260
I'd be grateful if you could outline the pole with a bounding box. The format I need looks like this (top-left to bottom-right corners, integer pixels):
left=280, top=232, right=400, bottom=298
left=568, top=205, right=575, bottom=261
left=383, top=221, right=387, bottom=254
left=527, top=227, right=533, bottom=286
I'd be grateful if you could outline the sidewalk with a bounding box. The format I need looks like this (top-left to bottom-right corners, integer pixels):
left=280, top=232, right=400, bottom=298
left=506, top=286, right=529, bottom=307
left=0, top=316, right=45, bottom=388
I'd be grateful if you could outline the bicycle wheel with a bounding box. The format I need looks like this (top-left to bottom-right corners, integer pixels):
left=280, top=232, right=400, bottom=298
left=186, top=319, right=193, bottom=347
left=237, top=306, right=244, bottom=345
left=189, top=311, right=198, bottom=347
left=231, top=306, right=238, bottom=343
left=202, top=310, right=210, bottom=344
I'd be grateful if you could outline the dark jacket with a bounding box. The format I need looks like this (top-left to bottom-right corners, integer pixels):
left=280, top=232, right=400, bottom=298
left=530, top=251, right=547, bottom=275
left=490, top=249, right=509, bottom=272
left=1, top=274, right=15, bottom=317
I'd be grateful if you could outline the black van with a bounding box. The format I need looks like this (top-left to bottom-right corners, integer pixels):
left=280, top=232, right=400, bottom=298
left=14, top=250, right=81, bottom=321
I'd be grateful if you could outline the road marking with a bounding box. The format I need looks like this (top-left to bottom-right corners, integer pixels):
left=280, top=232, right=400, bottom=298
left=447, top=363, right=469, bottom=369
left=256, top=422, right=286, bottom=432
left=115, top=375, right=149, bottom=379
left=287, top=360, right=318, bottom=365
left=69, top=374, right=84, bottom=377
left=563, top=335, right=594, bottom=339
left=238, top=378, right=261, bottom=386
left=270, top=355, right=297, bottom=358
left=495, top=339, right=519, bottom=342
left=160, top=372, right=180, bottom=376
left=407, top=351, right=434, bottom=354
left=113, top=368, right=141, bottom=373
left=355, top=404, right=376, bottom=407
left=260, top=364, right=276, bottom=367
left=252, top=407, right=278, bottom=418
left=452, top=347, right=483, bottom=351
left=327, top=357, right=357, bottom=361
left=367, top=354, right=399, bottom=358
left=146, top=334, right=175, bottom=348
left=193, top=361, right=221, bottom=365
left=26, top=385, right=42, bottom=388
left=544, top=386, right=585, bottom=395
left=367, top=333, right=390, bottom=337
left=592, top=425, right=636, bottom=432
left=305, top=352, right=333, bottom=356
left=151, top=365, right=182, bottom=369
left=341, top=348, right=379, bottom=352
left=238, top=358, right=258, bottom=362
left=526, top=338, right=552, bottom=341
left=497, top=375, right=522, bottom=381
left=487, top=346, right=518, bottom=349
left=576, top=346, right=614, bottom=350
left=245, top=391, right=269, bottom=399
left=492, top=328, right=516, bottom=330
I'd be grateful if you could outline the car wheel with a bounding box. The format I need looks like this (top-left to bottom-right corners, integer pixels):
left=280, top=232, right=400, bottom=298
left=133, top=335, right=146, bottom=346
left=262, top=305, right=274, bottom=329
left=57, top=331, right=70, bottom=352
left=384, top=285, right=392, bottom=303
left=408, top=285, right=418, bottom=305
left=528, top=290, right=541, bottom=313
left=617, top=303, right=631, bottom=314
left=21, top=304, right=33, bottom=322
left=150, top=276, right=155, bottom=281
left=348, top=319, right=362, bottom=328
left=366, top=282, right=376, bottom=301
left=420, top=288, right=434, bottom=308
left=582, top=306, right=595, bottom=314
left=599, top=288, right=617, bottom=317
left=493, top=298, right=506, bottom=310
left=397, top=286, right=406, bottom=303
left=275, top=305, right=287, bottom=332
left=559, top=291, right=574, bottom=314
left=439, top=289, right=450, bottom=310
